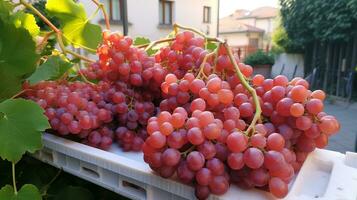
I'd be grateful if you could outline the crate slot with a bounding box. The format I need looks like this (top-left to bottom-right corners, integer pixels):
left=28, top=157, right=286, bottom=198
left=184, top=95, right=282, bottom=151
left=122, top=180, right=146, bottom=199
left=81, top=164, right=100, bottom=179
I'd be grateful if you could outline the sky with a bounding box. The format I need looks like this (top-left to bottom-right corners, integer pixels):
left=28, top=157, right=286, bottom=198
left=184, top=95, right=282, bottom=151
left=219, top=0, right=280, bottom=18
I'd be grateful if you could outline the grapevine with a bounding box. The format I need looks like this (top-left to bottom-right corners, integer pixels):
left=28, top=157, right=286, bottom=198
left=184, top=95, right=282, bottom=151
left=0, top=0, right=340, bottom=200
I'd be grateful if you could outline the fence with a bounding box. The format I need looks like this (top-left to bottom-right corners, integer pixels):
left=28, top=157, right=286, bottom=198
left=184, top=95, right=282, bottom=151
left=304, top=35, right=357, bottom=101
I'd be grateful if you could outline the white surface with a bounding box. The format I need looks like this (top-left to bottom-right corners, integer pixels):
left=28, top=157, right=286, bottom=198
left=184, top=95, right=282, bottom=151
left=80, top=0, right=218, bottom=40
left=33, top=133, right=357, bottom=200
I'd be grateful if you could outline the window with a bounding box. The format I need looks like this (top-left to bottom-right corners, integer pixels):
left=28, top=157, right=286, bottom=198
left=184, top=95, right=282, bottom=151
left=102, top=0, right=122, bottom=21
left=159, top=0, right=173, bottom=25
left=203, top=6, right=211, bottom=23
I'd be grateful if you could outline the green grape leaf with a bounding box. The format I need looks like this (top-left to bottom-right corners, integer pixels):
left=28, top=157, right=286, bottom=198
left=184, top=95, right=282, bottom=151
left=134, top=37, right=151, bottom=46
left=11, top=12, right=40, bottom=37
left=0, top=0, right=13, bottom=21
left=0, top=184, right=41, bottom=200
left=0, top=19, right=39, bottom=101
left=0, top=19, right=39, bottom=77
left=54, top=186, right=94, bottom=200
left=206, top=42, right=218, bottom=51
left=45, top=0, right=102, bottom=50
left=0, top=72, right=22, bottom=102
left=0, top=99, right=50, bottom=163
left=147, top=48, right=158, bottom=56
left=27, top=55, right=73, bottom=84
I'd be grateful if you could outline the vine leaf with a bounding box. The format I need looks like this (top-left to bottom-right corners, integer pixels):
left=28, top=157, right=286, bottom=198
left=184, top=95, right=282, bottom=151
left=206, top=42, right=217, bottom=51
left=134, top=37, right=150, bottom=46
left=45, top=0, right=102, bottom=50
left=0, top=184, right=41, bottom=200
left=0, top=99, right=50, bottom=163
left=0, top=19, right=39, bottom=101
left=0, top=74, right=22, bottom=103
left=11, top=12, right=40, bottom=37
left=28, top=55, right=73, bottom=84
left=0, top=0, right=13, bottom=21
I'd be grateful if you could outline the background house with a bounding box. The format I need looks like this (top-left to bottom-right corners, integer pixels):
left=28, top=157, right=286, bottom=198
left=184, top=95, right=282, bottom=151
left=81, top=0, right=219, bottom=40
left=219, top=6, right=278, bottom=58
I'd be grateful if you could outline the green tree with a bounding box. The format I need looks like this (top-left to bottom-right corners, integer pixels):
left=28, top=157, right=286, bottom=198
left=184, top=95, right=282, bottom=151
left=280, top=0, right=357, bottom=45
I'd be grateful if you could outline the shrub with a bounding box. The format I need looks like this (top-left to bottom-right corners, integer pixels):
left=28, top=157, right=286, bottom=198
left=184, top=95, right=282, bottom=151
left=244, top=50, right=274, bottom=66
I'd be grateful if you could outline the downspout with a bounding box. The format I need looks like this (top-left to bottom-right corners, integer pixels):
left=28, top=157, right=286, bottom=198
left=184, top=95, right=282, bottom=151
left=217, top=0, right=220, bottom=37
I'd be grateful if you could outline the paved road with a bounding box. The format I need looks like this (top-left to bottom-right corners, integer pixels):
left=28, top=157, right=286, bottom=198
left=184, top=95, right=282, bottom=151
left=324, top=102, right=357, bottom=153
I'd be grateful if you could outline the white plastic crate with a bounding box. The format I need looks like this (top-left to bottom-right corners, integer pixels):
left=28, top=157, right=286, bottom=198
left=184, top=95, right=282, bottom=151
left=32, top=133, right=357, bottom=200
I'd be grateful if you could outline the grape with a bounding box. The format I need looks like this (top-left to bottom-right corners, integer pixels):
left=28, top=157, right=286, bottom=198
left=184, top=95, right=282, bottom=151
left=146, top=132, right=166, bottom=148
left=218, top=89, right=234, bottom=104
left=177, top=161, right=195, bottom=183
left=250, top=168, right=269, bottom=187
left=306, top=98, right=324, bottom=115
left=187, top=127, right=205, bottom=145
left=243, top=148, right=264, bottom=169
left=203, top=123, right=221, bottom=140
left=239, top=102, right=254, bottom=118
left=267, top=133, right=285, bottom=151
left=207, top=77, right=222, bottom=93
left=196, top=168, right=213, bottom=186
left=209, top=176, right=229, bottom=195
left=250, top=133, right=266, bottom=148
left=191, top=98, right=206, bottom=111
left=162, top=148, right=181, bottom=166
left=187, top=151, right=205, bottom=171
left=264, top=151, right=286, bottom=171
left=252, top=74, right=265, bottom=86
left=296, top=116, right=312, bottom=131
left=227, top=153, right=244, bottom=170
left=160, top=122, right=174, bottom=135
left=290, top=85, right=308, bottom=102
left=269, top=177, right=288, bottom=198
left=311, top=90, right=326, bottom=100
left=206, top=158, right=224, bottom=176
left=197, top=141, right=216, bottom=159
left=195, top=185, right=210, bottom=200
left=290, top=103, right=304, bottom=117
left=226, top=131, right=248, bottom=152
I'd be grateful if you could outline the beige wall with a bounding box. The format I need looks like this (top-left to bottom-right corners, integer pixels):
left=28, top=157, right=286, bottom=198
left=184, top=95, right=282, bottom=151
left=220, top=33, right=249, bottom=47
left=220, top=32, right=266, bottom=48
left=237, top=18, right=256, bottom=26
left=82, top=0, right=218, bottom=40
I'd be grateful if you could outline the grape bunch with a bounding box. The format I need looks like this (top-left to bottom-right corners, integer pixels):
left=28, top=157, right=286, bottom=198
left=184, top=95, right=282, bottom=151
left=25, top=28, right=340, bottom=200
left=25, top=81, right=115, bottom=150
left=143, top=107, right=230, bottom=199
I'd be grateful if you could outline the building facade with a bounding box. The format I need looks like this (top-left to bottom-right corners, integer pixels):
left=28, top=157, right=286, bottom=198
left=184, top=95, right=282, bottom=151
left=81, top=0, right=219, bottom=40
left=219, top=7, right=278, bottom=58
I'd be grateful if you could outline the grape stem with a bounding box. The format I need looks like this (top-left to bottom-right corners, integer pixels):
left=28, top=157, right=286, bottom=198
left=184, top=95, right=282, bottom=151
left=141, top=38, right=176, bottom=51
left=173, top=23, right=225, bottom=43
left=10, top=89, right=32, bottom=99
left=181, top=145, right=196, bottom=157
left=36, top=31, right=55, bottom=51
left=196, top=50, right=217, bottom=79
left=75, top=65, right=96, bottom=86
left=12, top=163, right=17, bottom=195
left=90, top=0, right=110, bottom=30
left=19, top=0, right=96, bottom=63
left=223, top=43, right=262, bottom=135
